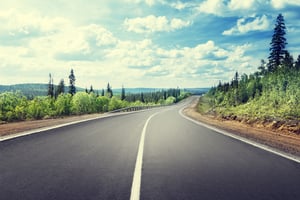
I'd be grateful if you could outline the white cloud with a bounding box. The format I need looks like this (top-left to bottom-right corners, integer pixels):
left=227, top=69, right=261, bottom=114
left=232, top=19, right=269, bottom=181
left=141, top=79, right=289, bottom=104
left=84, top=24, right=117, bottom=47
left=197, top=0, right=228, bottom=16
left=223, top=15, right=270, bottom=35
left=124, top=0, right=160, bottom=6
left=0, top=9, right=70, bottom=37
left=2, top=0, right=298, bottom=88
left=170, top=1, right=193, bottom=10
left=196, top=0, right=269, bottom=17
left=228, top=0, right=255, bottom=10
left=124, top=15, right=190, bottom=33
left=271, top=0, right=300, bottom=9
left=106, top=39, right=155, bottom=68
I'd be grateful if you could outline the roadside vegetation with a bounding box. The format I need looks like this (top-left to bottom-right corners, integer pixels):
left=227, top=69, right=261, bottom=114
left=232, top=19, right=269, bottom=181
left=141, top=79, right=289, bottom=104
left=0, top=70, right=190, bottom=122
left=200, top=14, right=300, bottom=133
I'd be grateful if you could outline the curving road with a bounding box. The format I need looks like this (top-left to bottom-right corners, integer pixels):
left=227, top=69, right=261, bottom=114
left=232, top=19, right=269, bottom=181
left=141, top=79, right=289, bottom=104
left=1, top=97, right=300, bottom=200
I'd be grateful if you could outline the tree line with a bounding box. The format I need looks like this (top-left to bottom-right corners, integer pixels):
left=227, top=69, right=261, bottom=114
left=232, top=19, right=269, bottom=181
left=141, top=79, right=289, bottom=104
left=0, top=68, right=189, bottom=122
left=207, top=14, right=300, bottom=120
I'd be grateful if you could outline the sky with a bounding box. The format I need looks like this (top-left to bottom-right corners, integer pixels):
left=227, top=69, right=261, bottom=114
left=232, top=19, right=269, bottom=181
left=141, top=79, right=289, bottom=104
left=0, top=0, right=300, bottom=89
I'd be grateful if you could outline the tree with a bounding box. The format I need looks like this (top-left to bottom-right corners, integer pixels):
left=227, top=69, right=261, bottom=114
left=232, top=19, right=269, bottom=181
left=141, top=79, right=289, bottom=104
left=233, top=71, right=239, bottom=88
left=68, top=69, right=76, bottom=95
left=106, top=82, right=113, bottom=98
left=56, top=79, right=65, bottom=96
left=141, top=92, right=145, bottom=103
left=258, top=59, right=267, bottom=75
left=282, top=51, right=294, bottom=70
left=89, top=85, right=94, bottom=93
left=295, top=55, right=300, bottom=71
left=268, top=14, right=287, bottom=72
left=121, top=85, right=126, bottom=100
left=47, top=73, right=54, bottom=97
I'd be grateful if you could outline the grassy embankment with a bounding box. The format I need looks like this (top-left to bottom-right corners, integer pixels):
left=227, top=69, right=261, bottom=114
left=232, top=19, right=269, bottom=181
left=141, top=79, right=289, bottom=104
left=198, top=71, right=300, bottom=135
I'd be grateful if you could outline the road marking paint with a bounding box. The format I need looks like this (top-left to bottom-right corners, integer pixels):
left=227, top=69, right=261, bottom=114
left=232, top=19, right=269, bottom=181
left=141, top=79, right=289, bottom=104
left=130, top=112, right=159, bottom=200
left=179, top=107, right=300, bottom=164
left=0, top=109, right=154, bottom=142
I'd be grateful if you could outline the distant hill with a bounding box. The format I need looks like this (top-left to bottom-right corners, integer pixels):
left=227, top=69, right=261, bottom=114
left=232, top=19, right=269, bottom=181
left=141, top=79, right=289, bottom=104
left=184, top=88, right=210, bottom=95
left=0, top=84, right=209, bottom=97
left=0, top=84, right=49, bottom=98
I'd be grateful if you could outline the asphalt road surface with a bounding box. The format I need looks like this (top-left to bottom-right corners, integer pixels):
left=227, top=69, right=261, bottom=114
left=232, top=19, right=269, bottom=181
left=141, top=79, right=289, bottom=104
left=1, top=97, right=300, bottom=200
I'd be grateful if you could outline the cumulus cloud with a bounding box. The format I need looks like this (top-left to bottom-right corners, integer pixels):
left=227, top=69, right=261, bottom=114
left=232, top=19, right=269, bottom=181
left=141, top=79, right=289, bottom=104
left=197, top=0, right=228, bottom=16
left=223, top=15, right=270, bottom=35
left=124, top=15, right=191, bottom=33
left=271, top=0, right=300, bottom=9
left=106, top=39, right=156, bottom=68
left=169, top=1, right=193, bottom=10
left=196, top=0, right=267, bottom=17
left=228, top=0, right=255, bottom=10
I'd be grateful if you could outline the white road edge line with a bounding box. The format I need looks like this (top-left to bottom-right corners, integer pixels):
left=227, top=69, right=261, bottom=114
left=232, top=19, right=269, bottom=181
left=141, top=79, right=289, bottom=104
left=130, top=112, right=159, bottom=200
left=0, top=110, right=149, bottom=142
left=179, top=107, right=300, bottom=164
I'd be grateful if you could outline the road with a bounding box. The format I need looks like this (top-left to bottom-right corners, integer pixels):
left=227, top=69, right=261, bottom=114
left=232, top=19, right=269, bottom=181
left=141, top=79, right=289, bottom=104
left=1, top=97, right=300, bottom=200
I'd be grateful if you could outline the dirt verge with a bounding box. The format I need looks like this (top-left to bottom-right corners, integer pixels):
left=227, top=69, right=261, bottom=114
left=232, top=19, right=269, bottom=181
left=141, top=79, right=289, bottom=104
left=0, top=114, right=102, bottom=138
left=183, top=97, right=300, bottom=157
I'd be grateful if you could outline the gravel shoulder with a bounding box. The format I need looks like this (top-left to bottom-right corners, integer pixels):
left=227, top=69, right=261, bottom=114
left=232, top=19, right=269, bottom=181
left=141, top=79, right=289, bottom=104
left=0, top=113, right=102, bottom=138
left=183, top=97, right=300, bottom=157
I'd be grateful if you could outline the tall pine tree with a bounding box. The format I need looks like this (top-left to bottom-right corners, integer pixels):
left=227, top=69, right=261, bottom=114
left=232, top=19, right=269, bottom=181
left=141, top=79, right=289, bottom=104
left=48, top=73, right=54, bottom=97
left=106, top=82, right=113, bottom=98
left=68, top=69, right=76, bottom=95
left=295, top=55, right=300, bottom=71
left=56, top=79, right=65, bottom=95
left=121, top=85, right=126, bottom=100
left=268, top=14, right=287, bottom=72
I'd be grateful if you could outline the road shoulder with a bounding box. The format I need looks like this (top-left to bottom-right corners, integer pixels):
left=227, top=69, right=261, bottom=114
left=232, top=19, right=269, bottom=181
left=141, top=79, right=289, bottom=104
left=182, top=97, right=300, bottom=158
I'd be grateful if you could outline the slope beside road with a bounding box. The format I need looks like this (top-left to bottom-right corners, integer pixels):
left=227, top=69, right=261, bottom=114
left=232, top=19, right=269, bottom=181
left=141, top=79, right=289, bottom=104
left=1, top=97, right=300, bottom=200
left=184, top=96, right=300, bottom=157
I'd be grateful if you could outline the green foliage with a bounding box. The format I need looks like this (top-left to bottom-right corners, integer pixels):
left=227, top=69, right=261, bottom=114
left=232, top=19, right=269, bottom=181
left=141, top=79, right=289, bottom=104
left=55, top=93, right=72, bottom=116
left=108, top=96, right=123, bottom=111
left=206, top=62, right=300, bottom=120
left=56, top=79, right=65, bottom=96
left=124, top=88, right=181, bottom=103
left=268, top=13, right=287, bottom=72
left=121, top=86, right=126, bottom=101
left=106, top=82, right=113, bottom=98
left=204, top=14, right=300, bottom=121
left=27, top=96, right=55, bottom=119
left=0, top=92, right=27, bottom=121
left=71, top=92, right=93, bottom=114
left=68, top=69, right=76, bottom=95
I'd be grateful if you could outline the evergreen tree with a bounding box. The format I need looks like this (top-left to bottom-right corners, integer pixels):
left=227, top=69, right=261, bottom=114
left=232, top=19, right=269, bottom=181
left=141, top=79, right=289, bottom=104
left=233, top=71, right=239, bottom=88
left=48, top=73, right=54, bottom=97
left=106, top=82, right=113, bottom=98
left=121, top=85, right=126, bottom=100
left=141, top=92, right=145, bottom=103
left=295, top=55, right=300, bottom=71
left=268, top=14, right=287, bottom=72
left=68, top=69, right=76, bottom=95
left=282, top=51, right=294, bottom=70
left=89, top=85, right=94, bottom=93
left=101, top=89, right=105, bottom=96
left=56, top=79, right=65, bottom=95
left=258, top=59, right=267, bottom=75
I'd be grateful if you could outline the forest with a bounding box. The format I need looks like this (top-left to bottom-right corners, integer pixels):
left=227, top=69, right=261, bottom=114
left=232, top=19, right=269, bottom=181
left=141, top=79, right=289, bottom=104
left=204, top=14, right=300, bottom=121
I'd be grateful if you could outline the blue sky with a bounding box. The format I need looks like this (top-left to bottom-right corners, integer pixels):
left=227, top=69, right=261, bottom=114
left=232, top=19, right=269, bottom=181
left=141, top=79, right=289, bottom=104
left=0, top=0, right=300, bottom=88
